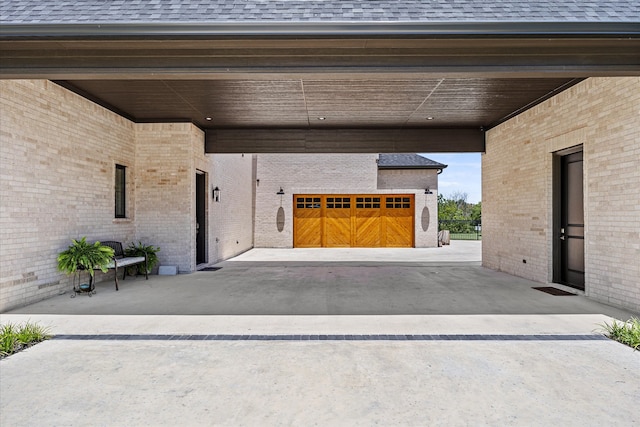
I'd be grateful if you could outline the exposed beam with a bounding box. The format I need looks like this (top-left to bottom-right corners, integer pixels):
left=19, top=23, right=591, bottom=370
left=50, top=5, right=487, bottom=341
left=205, top=128, right=485, bottom=153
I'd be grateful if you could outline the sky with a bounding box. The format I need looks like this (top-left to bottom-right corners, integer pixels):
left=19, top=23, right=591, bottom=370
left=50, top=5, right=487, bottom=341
left=419, top=153, right=482, bottom=204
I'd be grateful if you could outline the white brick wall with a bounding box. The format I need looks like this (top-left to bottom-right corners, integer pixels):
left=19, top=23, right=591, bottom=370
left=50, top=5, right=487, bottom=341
left=203, top=153, right=255, bottom=264
left=0, top=80, right=255, bottom=311
left=254, top=154, right=439, bottom=247
left=134, top=123, right=197, bottom=273
left=377, top=169, right=439, bottom=191
left=1, top=80, right=136, bottom=311
left=483, top=77, right=640, bottom=312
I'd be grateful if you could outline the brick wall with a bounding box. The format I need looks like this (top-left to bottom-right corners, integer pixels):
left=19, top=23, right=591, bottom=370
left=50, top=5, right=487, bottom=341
left=203, top=153, right=255, bottom=264
left=0, top=80, right=136, bottom=310
left=136, top=127, right=255, bottom=272
left=377, top=169, right=439, bottom=191
left=377, top=169, right=440, bottom=247
left=254, top=153, right=439, bottom=247
left=483, top=77, right=640, bottom=311
left=254, top=153, right=377, bottom=247
left=0, top=80, right=255, bottom=311
left=134, top=123, right=196, bottom=273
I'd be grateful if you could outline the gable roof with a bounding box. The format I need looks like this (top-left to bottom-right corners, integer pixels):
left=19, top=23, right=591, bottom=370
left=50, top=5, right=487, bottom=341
left=2, top=1, right=638, bottom=25
left=378, top=154, right=447, bottom=170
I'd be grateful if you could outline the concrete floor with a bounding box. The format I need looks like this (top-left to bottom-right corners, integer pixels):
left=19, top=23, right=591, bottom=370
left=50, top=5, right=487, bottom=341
left=5, top=242, right=635, bottom=319
left=2, top=242, right=639, bottom=426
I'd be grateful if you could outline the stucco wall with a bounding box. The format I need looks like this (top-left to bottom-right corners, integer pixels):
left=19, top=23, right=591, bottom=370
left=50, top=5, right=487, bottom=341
left=254, top=153, right=439, bottom=248
left=483, top=77, right=640, bottom=311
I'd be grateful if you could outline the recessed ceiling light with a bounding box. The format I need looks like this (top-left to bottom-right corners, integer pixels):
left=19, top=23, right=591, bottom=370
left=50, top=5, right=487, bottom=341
left=205, top=117, right=213, bottom=121
left=426, top=116, right=434, bottom=120
left=317, top=117, right=326, bottom=121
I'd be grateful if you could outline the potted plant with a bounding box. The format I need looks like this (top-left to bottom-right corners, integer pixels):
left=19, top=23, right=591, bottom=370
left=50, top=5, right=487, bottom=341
left=124, top=241, right=160, bottom=275
left=57, top=237, right=114, bottom=296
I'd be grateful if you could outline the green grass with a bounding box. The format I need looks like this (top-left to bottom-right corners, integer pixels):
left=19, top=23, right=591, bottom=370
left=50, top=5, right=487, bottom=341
left=0, top=322, right=52, bottom=358
left=449, top=233, right=482, bottom=241
left=599, top=317, right=640, bottom=350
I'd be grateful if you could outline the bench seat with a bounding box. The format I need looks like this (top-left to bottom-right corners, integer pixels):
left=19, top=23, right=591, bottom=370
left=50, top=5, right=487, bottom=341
left=101, top=241, right=148, bottom=291
left=106, top=256, right=146, bottom=269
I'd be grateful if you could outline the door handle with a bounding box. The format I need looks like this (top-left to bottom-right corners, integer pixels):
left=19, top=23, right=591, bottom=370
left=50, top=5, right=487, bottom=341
left=559, top=228, right=565, bottom=240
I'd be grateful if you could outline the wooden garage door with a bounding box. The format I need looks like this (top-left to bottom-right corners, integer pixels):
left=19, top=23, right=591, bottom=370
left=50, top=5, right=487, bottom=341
left=294, top=194, right=414, bottom=248
left=293, top=196, right=322, bottom=248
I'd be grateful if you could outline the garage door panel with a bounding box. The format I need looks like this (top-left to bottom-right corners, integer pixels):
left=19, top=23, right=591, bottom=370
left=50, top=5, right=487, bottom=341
left=384, top=196, right=414, bottom=247
left=384, top=216, right=413, bottom=247
left=355, top=209, right=382, bottom=247
left=325, top=197, right=351, bottom=247
left=294, top=196, right=322, bottom=247
left=325, top=216, right=351, bottom=246
left=295, top=216, right=322, bottom=247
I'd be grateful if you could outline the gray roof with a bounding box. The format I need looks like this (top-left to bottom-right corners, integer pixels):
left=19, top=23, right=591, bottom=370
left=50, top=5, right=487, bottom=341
left=1, top=1, right=639, bottom=24
left=378, top=154, right=447, bottom=170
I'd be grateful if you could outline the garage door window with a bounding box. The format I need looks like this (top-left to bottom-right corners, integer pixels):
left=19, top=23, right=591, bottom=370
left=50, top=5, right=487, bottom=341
left=327, top=197, right=351, bottom=209
left=297, top=197, right=321, bottom=209
left=356, top=197, right=380, bottom=209
left=386, top=197, right=411, bottom=209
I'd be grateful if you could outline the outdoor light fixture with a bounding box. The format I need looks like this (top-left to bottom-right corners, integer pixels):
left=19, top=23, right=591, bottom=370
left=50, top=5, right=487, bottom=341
left=425, top=188, right=433, bottom=194
left=213, top=186, right=220, bottom=202
left=276, top=187, right=285, bottom=195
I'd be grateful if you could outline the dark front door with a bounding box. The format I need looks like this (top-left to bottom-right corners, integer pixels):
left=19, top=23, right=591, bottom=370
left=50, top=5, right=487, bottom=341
left=195, top=172, right=207, bottom=265
left=558, top=151, right=585, bottom=290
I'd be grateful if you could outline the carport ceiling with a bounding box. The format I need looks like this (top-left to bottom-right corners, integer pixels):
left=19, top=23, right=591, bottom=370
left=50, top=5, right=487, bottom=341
left=2, top=18, right=639, bottom=152
left=57, top=77, right=577, bottom=130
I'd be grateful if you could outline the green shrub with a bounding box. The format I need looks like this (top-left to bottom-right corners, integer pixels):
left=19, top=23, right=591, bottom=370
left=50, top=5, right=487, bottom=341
left=125, top=241, right=160, bottom=275
left=599, top=317, right=640, bottom=350
left=0, top=322, right=51, bottom=358
left=57, top=237, right=115, bottom=278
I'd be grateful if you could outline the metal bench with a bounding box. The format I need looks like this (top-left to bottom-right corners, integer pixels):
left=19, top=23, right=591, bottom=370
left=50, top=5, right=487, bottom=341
left=101, top=241, right=148, bottom=291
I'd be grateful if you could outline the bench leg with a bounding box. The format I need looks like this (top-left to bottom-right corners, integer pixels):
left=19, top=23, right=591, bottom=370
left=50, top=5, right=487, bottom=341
left=114, top=266, right=119, bottom=291
left=144, top=256, right=149, bottom=280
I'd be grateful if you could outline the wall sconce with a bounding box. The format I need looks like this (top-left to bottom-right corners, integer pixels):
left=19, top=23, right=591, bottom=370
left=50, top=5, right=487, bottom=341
left=213, top=186, right=220, bottom=202
left=424, top=188, right=433, bottom=194
left=276, top=187, right=285, bottom=195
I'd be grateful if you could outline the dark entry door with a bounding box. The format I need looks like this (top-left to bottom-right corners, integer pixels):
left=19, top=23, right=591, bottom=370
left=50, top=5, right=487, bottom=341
left=559, top=151, right=585, bottom=290
left=195, top=172, right=207, bottom=265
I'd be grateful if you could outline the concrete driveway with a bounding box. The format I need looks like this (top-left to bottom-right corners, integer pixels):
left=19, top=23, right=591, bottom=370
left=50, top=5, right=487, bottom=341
left=2, top=242, right=639, bottom=426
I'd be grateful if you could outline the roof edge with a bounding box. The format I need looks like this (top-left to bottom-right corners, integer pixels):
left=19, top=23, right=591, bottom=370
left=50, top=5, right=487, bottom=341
left=2, top=21, right=640, bottom=38
left=378, top=165, right=448, bottom=170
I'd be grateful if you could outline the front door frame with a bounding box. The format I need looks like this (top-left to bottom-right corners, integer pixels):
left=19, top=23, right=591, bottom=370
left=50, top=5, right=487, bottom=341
left=552, top=144, right=585, bottom=290
left=195, top=170, right=208, bottom=266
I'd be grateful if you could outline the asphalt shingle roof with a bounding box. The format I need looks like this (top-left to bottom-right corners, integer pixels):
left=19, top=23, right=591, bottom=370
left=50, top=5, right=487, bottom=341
left=378, top=154, right=447, bottom=170
left=1, top=0, right=639, bottom=24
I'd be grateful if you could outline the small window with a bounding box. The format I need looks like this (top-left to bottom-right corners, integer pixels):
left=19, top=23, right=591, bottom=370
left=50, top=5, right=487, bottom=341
left=327, top=197, right=351, bottom=209
left=115, top=164, right=126, bottom=218
left=299, top=197, right=321, bottom=209
left=355, top=196, right=381, bottom=209
left=386, top=196, right=411, bottom=209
